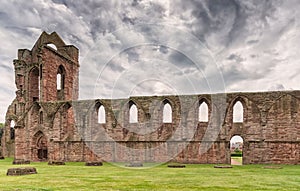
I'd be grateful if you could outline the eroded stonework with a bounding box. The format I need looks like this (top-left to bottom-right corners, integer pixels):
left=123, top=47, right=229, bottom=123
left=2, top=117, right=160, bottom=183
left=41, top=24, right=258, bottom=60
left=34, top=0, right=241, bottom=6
left=2, top=32, right=300, bottom=164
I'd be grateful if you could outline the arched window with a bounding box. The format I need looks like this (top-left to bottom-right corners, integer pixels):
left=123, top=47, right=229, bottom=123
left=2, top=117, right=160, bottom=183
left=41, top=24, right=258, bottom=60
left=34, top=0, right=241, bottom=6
left=199, top=102, right=209, bottom=122
left=57, top=75, right=62, bottom=90
left=47, top=43, right=57, bottom=51
left=129, top=103, right=138, bottom=123
left=233, top=101, right=244, bottom=122
left=57, top=65, right=65, bottom=100
left=97, top=105, right=106, bottom=124
left=57, top=65, right=65, bottom=91
left=10, top=120, right=15, bottom=140
left=163, top=102, right=172, bottom=123
left=57, top=74, right=61, bottom=90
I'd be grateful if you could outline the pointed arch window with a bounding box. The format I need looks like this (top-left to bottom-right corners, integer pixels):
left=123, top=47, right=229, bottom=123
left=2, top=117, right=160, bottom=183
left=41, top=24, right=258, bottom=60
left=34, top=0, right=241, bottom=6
left=199, top=102, right=209, bottom=122
left=57, top=65, right=65, bottom=100
left=57, top=74, right=61, bottom=90
left=233, top=101, right=244, bottom=122
left=10, top=120, right=15, bottom=140
left=57, top=65, right=65, bottom=91
left=97, top=105, right=106, bottom=124
left=129, top=102, right=138, bottom=123
left=163, top=102, right=172, bottom=123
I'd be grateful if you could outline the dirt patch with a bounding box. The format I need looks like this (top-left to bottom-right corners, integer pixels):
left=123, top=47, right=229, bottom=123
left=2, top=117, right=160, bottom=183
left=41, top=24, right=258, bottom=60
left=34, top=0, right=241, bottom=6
left=231, top=158, right=242, bottom=165
left=214, top=165, right=232, bottom=168
left=263, top=166, right=283, bottom=169
left=85, top=161, right=103, bottom=166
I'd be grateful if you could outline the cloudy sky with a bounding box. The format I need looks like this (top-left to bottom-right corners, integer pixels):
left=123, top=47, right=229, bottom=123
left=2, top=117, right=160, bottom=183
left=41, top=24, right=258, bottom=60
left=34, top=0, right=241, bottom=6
left=1, top=0, right=300, bottom=122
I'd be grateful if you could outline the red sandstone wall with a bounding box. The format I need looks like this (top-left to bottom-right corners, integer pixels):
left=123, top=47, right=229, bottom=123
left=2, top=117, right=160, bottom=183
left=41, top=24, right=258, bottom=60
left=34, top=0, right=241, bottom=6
left=6, top=89, right=300, bottom=164
left=4, top=32, right=300, bottom=165
left=41, top=47, right=78, bottom=102
left=31, top=91, right=300, bottom=164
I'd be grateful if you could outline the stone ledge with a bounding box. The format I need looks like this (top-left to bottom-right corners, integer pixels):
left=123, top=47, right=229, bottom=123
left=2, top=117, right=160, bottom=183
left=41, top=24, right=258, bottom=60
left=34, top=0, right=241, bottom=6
left=7, top=167, right=37, bottom=176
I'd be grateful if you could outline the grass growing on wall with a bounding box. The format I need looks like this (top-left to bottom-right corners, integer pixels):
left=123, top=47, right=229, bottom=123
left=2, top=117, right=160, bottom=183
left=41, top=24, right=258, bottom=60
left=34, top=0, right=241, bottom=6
left=0, top=158, right=299, bottom=191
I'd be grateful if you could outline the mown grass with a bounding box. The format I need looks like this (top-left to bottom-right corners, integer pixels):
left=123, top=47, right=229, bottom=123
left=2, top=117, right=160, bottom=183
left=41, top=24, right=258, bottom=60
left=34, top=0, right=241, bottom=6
left=0, top=158, right=299, bottom=191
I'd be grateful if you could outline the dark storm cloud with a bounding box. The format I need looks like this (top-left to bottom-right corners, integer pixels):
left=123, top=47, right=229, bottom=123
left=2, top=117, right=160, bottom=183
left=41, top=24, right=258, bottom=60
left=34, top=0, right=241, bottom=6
left=159, top=46, right=168, bottom=54
left=170, top=0, right=239, bottom=45
left=126, top=48, right=140, bottom=63
left=107, top=60, right=126, bottom=73
left=227, top=54, right=244, bottom=63
left=168, top=51, right=199, bottom=69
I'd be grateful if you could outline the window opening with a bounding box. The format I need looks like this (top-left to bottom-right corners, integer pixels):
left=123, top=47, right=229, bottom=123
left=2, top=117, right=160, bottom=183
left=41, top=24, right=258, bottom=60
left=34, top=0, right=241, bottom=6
left=233, top=101, right=244, bottom=122
left=129, top=104, right=138, bottom=123
left=199, top=102, right=209, bottom=122
left=97, top=105, right=106, bottom=124
left=163, top=102, right=172, bottom=123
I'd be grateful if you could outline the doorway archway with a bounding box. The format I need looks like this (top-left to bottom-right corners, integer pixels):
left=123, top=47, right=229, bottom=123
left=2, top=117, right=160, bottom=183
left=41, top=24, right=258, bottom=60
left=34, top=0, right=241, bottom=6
left=32, top=131, right=48, bottom=161
left=230, top=135, right=244, bottom=165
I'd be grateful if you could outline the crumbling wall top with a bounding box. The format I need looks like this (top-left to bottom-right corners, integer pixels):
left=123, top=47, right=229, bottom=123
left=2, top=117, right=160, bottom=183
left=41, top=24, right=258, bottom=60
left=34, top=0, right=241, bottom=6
left=30, top=31, right=78, bottom=63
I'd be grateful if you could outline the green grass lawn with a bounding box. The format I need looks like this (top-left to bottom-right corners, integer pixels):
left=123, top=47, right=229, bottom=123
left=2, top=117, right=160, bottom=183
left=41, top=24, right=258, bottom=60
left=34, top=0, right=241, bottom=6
left=0, top=158, right=299, bottom=191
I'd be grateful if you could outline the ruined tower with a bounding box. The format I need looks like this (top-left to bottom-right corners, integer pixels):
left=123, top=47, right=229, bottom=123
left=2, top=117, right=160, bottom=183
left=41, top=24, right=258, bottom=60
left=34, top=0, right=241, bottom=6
left=15, top=31, right=79, bottom=103
left=2, top=32, right=79, bottom=161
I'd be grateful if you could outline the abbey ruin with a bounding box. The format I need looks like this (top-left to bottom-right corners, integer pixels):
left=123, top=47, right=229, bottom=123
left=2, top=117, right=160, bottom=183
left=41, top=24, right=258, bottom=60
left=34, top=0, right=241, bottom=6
left=1, top=32, right=300, bottom=164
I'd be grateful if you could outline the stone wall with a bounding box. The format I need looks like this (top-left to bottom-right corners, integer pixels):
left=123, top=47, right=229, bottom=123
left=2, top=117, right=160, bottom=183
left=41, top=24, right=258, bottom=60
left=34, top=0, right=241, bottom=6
left=6, top=91, right=299, bottom=164
left=2, top=32, right=300, bottom=164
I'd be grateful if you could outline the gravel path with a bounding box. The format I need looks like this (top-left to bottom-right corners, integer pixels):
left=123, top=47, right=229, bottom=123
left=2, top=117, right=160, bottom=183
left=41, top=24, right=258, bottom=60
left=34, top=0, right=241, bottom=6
left=231, top=158, right=242, bottom=165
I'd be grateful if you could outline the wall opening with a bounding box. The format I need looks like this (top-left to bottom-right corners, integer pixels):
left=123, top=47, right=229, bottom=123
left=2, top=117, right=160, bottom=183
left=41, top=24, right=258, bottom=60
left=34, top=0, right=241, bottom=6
left=163, top=101, right=172, bottom=123
left=233, top=101, right=244, bottom=122
left=33, top=131, right=48, bottom=161
left=10, top=120, right=15, bottom=140
left=57, top=65, right=65, bottom=100
left=57, top=75, right=62, bottom=90
left=129, top=102, right=138, bottom=123
left=230, top=135, right=244, bottom=165
left=47, top=43, right=57, bottom=51
left=199, top=101, right=209, bottom=122
left=97, top=105, right=106, bottom=124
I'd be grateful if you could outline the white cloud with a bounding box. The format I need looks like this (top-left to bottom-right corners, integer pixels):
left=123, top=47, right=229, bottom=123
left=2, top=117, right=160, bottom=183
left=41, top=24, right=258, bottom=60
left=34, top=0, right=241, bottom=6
left=1, top=0, right=300, bottom=122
